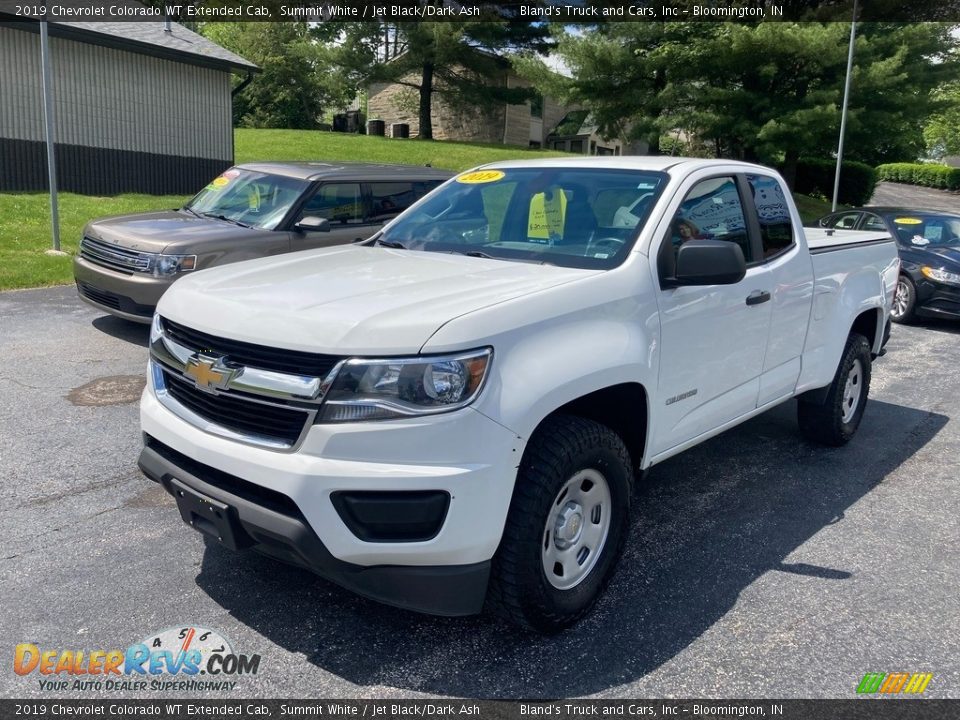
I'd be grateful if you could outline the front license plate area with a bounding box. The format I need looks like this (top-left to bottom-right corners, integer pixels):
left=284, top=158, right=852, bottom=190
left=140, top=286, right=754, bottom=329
left=170, top=478, right=251, bottom=551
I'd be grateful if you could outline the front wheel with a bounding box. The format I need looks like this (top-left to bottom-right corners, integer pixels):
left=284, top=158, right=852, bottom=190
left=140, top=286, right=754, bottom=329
left=890, top=275, right=916, bottom=324
left=487, top=415, right=632, bottom=633
left=797, top=333, right=872, bottom=446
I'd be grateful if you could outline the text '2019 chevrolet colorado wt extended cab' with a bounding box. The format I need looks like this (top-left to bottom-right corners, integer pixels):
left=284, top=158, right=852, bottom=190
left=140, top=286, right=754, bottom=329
left=139, top=158, right=898, bottom=632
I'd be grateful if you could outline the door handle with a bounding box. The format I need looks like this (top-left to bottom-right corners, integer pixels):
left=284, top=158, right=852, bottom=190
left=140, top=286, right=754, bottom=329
left=746, top=290, right=771, bottom=306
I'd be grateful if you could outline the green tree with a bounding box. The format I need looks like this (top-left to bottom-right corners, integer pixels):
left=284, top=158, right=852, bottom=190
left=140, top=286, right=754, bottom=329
left=924, top=81, right=960, bottom=158
left=201, top=23, right=355, bottom=129
left=320, top=17, right=551, bottom=140
left=522, top=21, right=958, bottom=182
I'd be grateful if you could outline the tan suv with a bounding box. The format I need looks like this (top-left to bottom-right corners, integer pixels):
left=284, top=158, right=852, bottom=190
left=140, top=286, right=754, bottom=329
left=74, top=162, right=452, bottom=323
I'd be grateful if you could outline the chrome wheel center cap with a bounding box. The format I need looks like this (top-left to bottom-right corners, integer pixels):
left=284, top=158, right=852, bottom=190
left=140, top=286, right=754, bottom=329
left=554, top=502, right=584, bottom=548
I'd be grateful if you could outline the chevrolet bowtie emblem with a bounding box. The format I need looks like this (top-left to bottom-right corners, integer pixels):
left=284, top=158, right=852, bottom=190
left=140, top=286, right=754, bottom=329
left=184, top=355, right=237, bottom=392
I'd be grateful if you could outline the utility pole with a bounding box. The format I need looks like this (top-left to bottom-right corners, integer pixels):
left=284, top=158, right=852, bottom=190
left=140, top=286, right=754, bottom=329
left=40, top=20, right=64, bottom=254
left=832, top=0, right=859, bottom=212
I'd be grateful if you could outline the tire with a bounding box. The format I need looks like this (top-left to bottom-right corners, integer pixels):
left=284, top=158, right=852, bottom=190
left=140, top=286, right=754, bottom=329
left=890, top=275, right=916, bottom=324
left=487, top=415, right=632, bottom=633
left=797, top=333, right=872, bottom=446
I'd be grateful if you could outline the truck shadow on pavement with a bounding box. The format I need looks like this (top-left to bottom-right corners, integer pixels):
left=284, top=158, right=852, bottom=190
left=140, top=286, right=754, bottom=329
left=195, top=398, right=946, bottom=697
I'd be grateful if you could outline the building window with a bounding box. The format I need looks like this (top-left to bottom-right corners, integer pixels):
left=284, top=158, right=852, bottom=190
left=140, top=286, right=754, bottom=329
left=529, top=141, right=542, bottom=149
left=570, top=140, right=584, bottom=154
left=530, top=94, right=544, bottom=119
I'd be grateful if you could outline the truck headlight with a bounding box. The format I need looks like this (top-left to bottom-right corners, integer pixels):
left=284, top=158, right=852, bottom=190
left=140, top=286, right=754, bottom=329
left=151, top=254, right=197, bottom=277
left=317, top=348, right=492, bottom=422
left=921, top=266, right=960, bottom=286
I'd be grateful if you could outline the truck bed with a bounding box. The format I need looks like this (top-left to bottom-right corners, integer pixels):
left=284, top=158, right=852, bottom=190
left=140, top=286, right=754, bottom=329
left=805, top=228, right=894, bottom=254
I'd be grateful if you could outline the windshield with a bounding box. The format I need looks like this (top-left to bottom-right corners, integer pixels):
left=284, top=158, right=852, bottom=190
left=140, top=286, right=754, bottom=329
left=185, top=169, right=309, bottom=230
left=886, top=213, right=960, bottom=248
left=378, top=167, right=668, bottom=269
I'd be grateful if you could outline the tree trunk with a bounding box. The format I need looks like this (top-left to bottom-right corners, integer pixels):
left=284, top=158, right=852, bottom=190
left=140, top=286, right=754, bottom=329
left=418, top=61, right=434, bottom=140
left=781, top=148, right=799, bottom=189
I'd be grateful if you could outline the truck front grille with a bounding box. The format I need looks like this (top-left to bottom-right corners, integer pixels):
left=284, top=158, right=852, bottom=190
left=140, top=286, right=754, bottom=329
left=162, top=369, right=309, bottom=446
left=80, top=236, right=153, bottom=274
left=161, top=317, right=342, bottom=377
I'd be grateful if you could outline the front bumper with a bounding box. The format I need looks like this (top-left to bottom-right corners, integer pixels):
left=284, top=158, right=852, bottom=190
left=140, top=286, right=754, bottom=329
left=139, top=385, right=524, bottom=613
left=73, top=256, right=171, bottom=322
left=915, top=277, right=960, bottom=319
left=139, top=436, right=490, bottom=616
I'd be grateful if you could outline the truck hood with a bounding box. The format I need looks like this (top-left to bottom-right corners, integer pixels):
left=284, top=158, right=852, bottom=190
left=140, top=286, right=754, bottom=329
left=86, top=210, right=258, bottom=254
left=157, top=246, right=598, bottom=355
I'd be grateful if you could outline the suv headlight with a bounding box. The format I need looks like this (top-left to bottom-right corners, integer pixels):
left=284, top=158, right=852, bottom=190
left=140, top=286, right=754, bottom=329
left=151, top=254, right=197, bottom=277
left=317, top=348, right=492, bottom=423
left=921, top=266, right=960, bottom=286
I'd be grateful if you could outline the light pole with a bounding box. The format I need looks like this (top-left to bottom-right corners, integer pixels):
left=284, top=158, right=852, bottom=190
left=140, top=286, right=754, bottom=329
left=40, top=20, right=63, bottom=254
left=832, top=0, right=859, bottom=212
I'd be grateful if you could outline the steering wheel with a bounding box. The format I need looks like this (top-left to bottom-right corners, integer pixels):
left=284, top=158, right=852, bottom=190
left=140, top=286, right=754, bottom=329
left=588, top=236, right=626, bottom=255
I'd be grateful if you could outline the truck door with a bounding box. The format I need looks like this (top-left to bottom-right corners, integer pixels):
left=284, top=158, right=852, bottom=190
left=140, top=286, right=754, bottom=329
left=651, top=174, right=773, bottom=456
left=744, top=173, right=814, bottom=407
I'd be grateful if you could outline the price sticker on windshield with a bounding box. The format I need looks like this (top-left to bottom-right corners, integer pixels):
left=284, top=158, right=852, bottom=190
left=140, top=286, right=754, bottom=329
left=894, top=217, right=922, bottom=225
left=457, top=170, right=505, bottom=184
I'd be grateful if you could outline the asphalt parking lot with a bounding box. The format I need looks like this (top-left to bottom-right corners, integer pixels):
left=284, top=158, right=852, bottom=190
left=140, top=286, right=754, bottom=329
left=2, top=284, right=959, bottom=700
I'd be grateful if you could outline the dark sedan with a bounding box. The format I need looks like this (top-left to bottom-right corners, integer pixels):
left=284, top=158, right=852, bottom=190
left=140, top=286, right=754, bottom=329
left=815, top=207, right=960, bottom=323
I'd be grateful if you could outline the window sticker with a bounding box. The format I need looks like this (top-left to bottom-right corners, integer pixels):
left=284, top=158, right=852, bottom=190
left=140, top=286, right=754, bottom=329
left=895, top=217, right=922, bottom=225
left=457, top=170, right=505, bottom=184
left=208, top=176, right=230, bottom=191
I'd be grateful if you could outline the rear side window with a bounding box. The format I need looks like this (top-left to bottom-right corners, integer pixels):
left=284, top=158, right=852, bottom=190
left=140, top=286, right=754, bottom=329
left=368, top=182, right=419, bottom=222
left=747, top=174, right=795, bottom=258
left=862, top=214, right=886, bottom=232
left=671, top=176, right=753, bottom=263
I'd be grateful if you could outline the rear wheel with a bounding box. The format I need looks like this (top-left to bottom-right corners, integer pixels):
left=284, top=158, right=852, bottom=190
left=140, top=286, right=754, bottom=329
left=798, top=333, right=872, bottom=446
left=487, top=415, right=632, bottom=633
left=890, top=275, right=916, bottom=324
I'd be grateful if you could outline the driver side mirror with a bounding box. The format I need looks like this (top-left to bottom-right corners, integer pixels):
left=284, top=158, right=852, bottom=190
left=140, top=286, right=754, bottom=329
left=294, top=216, right=330, bottom=233
left=666, top=240, right=746, bottom=287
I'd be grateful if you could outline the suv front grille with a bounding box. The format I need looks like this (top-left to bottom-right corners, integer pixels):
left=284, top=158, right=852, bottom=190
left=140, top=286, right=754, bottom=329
left=80, top=236, right=153, bottom=274
left=161, top=317, right=342, bottom=377
left=163, top=369, right=309, bottom=446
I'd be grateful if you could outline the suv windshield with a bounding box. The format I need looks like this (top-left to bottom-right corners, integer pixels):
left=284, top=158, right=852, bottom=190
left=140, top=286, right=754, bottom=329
left=885, top=213, right=960, bottom=248
left=185, top=169, right=309, bottom=230
left=378, top=167, right=668, bottom=269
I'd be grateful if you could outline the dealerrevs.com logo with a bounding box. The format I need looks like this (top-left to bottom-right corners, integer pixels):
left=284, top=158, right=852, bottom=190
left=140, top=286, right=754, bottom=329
left=14, top=625, right=261, bottom=692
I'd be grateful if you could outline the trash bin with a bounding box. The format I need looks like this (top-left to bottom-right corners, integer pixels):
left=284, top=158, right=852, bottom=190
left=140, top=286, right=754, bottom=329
left=367, top=120, right=385, bottom=137
left=391, top=123, right=410, bottom=139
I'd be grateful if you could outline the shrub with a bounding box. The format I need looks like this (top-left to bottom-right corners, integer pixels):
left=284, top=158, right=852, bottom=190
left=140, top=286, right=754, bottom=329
left=791, top=158, right=877, bottom=206
left=876, top=163, right=960, bottom=191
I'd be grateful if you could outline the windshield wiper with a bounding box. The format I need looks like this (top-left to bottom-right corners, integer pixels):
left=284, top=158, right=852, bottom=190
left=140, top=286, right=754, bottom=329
left=441, top=249, right=497, bottom=259
left=376, top=239, right=407, bottom=249
left=181, top=206, right=202, bottom=218
left=200, top=212, right=252, bottom=229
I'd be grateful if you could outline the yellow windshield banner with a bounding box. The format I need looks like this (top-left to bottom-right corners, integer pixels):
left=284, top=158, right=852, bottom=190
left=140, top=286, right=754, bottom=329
left=456, top=170, right=505, bottom=184
left=894, top=217, right=922, bottom=225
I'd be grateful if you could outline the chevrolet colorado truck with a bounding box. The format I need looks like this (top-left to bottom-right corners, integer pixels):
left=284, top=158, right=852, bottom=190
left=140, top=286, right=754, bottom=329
left=139, top=158, right=898, bottom=632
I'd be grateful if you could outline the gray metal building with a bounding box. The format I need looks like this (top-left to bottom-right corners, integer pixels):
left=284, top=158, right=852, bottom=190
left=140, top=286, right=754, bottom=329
left=0, top=19, right=257, bottom=195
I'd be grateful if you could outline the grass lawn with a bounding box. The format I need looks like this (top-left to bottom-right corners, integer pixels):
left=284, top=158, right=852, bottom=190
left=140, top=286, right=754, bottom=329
left=0, top=129, right=840, bottom=290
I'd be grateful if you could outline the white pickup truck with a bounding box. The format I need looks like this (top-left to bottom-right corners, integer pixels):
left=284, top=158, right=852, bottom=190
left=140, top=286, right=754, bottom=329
left=139, top=158, right=899, bottom=632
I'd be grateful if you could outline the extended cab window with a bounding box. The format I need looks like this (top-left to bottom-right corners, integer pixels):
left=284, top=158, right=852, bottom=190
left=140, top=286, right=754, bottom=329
left=669, top=176, right=752, bottom=262
left=747, top=174, right=795, bottom=258
left=297, top=183, right=364, bottom=225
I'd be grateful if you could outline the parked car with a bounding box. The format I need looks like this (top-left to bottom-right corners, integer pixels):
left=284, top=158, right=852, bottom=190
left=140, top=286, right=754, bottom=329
left=73, top=162, right=452, bottom=323
left=814, top=207, right=960, bottom=323
left=140, top=158, right=898, bottom=632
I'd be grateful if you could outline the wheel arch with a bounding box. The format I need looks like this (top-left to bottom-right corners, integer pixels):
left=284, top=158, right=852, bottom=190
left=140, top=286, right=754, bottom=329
left=527, top=382, right=649, bottom=474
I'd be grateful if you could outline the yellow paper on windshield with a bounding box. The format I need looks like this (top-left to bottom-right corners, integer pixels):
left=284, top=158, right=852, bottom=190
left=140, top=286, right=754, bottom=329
left=894, top=217, right=922, bottom=225
left=457, top=170, right=505, bottom=184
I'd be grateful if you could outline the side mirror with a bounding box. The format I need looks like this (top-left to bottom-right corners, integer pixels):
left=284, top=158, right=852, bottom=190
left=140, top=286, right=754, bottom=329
left=295, top=216, right=330, bottom=233
left=671, top=240, right=746, bottom=286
